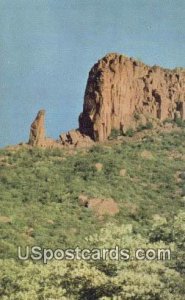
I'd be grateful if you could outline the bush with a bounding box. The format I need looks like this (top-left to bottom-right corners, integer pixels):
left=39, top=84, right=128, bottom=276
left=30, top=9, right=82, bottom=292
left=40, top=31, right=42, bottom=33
left=175, top=118, right=185, bottom=128
left=137, top=121, right=153, bottom=131
left=108, top=129, right=122, bottom=139
left=0, top=221, right=185, bottom=299
left=124, top=128, right=135, bottom=137
left=163, top=117, right=185, bottom=128
left=163, top=118, right=174, bottom=125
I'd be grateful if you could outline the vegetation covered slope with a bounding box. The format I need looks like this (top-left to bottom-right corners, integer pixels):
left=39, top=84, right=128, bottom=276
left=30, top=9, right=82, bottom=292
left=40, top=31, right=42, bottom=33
left=0, top=129, right=185, bottom=299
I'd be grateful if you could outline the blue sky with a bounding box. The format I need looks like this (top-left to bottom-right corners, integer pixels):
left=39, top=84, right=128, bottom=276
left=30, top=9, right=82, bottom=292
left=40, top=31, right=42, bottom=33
left=0, top=0, right=185, bottom=147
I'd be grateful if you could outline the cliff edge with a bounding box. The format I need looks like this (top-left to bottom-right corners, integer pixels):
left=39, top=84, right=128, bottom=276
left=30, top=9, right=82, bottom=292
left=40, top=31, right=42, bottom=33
left=79, top=53, right=185, bottom=141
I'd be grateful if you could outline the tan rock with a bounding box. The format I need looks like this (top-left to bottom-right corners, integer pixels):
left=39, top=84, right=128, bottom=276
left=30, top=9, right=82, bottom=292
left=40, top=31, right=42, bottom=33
left=78, top=194, right=89, bottom=206
left=59, top=129, right=94, bottom=148
left=0, top=216, right=12, bottom=224
left=88, top=198, right=119, bottom=217
left=174, top=171, right=183, bottom=183
left=140, top=150, right=154, bottom=159
left=79, top=53, right=185, bottom=141
left=47, top=219, right=55, bottom=225
left=79, top=195, right=119, bottom=217
left=26, top=227, right=34, bottom=236
left=119, top=169, right=127, bottom=176
left=95, top=163, right=103, bottom=171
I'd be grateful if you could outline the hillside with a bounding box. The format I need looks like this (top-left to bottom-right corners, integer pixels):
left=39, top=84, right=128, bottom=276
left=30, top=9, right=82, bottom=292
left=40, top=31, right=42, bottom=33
left=0, top=127, right=185, bottom=299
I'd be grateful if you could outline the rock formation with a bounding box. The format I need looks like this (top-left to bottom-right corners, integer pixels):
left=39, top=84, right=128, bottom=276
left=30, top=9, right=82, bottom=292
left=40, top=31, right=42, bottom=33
left=28, top=53, right=185, bottom=147
left=28, top=110, right=94, bottom=148
left=59, top=129, right=94, bottom=147
left=79, top=53, right=185, bottom=141
left=29, top=110, right=46, bottom=146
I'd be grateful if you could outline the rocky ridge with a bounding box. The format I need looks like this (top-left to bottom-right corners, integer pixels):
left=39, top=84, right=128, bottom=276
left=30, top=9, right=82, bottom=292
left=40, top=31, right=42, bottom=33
left=28, top=53, right=185, bottom=147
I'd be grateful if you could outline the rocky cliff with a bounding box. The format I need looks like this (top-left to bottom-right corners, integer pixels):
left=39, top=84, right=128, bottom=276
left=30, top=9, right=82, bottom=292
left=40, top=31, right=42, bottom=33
left=28, top=53, right=185, bottom=147
left=79, top=53, right=185, bottom=141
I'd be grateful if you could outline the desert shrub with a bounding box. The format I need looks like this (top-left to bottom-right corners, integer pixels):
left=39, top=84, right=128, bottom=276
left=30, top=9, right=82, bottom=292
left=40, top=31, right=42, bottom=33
left=73, top=159, right=96, bottom=180
left=175, top=118, right=185, bottom=128
left=163, top=118, right=174, bottom=124
left=163, top=117, right=185, bottom=128
left=124, top=128, right=135, bottom=137
left=148, top=211, right=185, bottom=275
left=89, top=145, right=108, bottom=154
left=0, top=222, right=185, bottom=299
left=103, top=158, right=121, bottom=178
left=137, top=121, right=153, bottom=131
left=149, top=215, right=173, bottom=243
left=108, top=129, right=122, bottom=139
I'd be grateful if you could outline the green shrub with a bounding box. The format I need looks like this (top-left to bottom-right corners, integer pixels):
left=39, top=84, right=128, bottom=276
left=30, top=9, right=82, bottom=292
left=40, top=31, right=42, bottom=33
left=124, top=128, right=135, bottom=137
left=163, top=117, right=185, bottom=128
left=108, top=129, right=122, bottom=139
left=163, top=118, right=174, bottom=124
left=137, top=121, right=153, bottom=131
left=0, top=221, right=185, bottom=299
left=175, top=118, right=185, bottom=128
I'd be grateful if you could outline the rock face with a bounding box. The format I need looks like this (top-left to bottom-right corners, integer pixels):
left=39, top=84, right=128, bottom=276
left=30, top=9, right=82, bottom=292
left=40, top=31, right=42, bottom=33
left=79, top=53, right=185, bottom=141
left=29, top=110, right=46, bottom=146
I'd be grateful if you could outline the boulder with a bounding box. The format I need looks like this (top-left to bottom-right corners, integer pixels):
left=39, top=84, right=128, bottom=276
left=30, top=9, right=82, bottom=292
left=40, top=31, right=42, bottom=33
left=78, top=195, right=119, bottom=218
left=95, top=163, right=103, bottom=171
left=140, top=150, right=154, bottom=160
left=119, top=169, right=127, bottom=177
left=59, top=129, right=94, bottom=147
